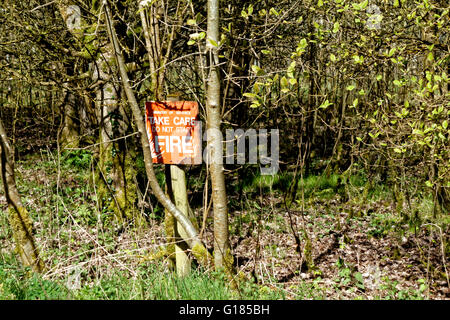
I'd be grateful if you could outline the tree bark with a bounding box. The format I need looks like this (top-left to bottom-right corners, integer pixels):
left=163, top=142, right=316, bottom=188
left=206, top=0, right=231, bottom=271
left=60, top=89, right=79, bottom=150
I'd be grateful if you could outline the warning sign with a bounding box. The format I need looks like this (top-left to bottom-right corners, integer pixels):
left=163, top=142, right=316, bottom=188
left=145, top=101, right=201, bottom=164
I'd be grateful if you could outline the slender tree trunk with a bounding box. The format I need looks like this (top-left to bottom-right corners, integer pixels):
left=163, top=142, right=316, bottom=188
left=206, top=0, right=231, bottom=271
left=103, top=1, right=212, bottom=268
left=0, top=118, right=44, bottom=273
left=139, top=2, right=160, bottom=100
left=60, top=89, right=79, bottom=150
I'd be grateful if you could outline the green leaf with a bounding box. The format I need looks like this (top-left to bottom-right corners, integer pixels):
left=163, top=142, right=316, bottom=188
left=388, top=48, right=396, bottom=57
left=186, top=19, right=197, bottom=26
left=360, top=0, right=368, bottom=9
left=319, top=99, right=333, bottom=109
left=222, top=22, right=232, bottom=33
left=251, top=64, right=262, bottom=75
left=354, top=272, right=363, bottom=283
left=269, top=7, right=279, bottom=16
left=248, top=4, right=253, bottom=15
left=208, top=38, right=218, bottom=47
left=332, top=22, right=340, bottom=33
left=287, top=61, right=296, bottom=76
left=346, top=85, right=355, bottom=91
left=250, top=101, right=261, bottom=108
left=243, top=93, right=257, bottom=98
left=443, top=120, right=448, bottom=130
left=299, top=38, right=308, bottom=49
left=281, top=76, right=289, bottom=88
left=352, top=0, right=368, bottom=10
left=353, top=54, right=363, bottom=64
left=329, top=53, right=336, bottom=62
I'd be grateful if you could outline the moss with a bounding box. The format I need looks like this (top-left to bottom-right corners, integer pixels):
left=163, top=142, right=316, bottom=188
left=7, top=206, right=44, bottom=273
left=80, top=22, right=99, bottom=59
left=191, top=242, right=213, bottom=269
left=222, top=247, right=236, bottom=286
left=95, top=141, right=111, bottom=221
left=164, top=211, right=176, bottom=268
left=8, top=206, right=33, bottom=238
left=362, top=179, right=372, bottom=203
left=393, top=184, right=405, bottom=216
left=140, top=247, right=170, bottom=262
left=60, top=122, right=79, bottom=150
left=96, top=138, right=143, bottom=225
left=302, top=230, right=316, bottom=273
left=123, top=151, right=143, bottom=225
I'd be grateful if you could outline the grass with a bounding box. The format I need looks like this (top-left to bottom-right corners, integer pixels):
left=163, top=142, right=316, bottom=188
left=236, top=169, right=368, bottom=200
left=0, top=252, right=287, bottom=300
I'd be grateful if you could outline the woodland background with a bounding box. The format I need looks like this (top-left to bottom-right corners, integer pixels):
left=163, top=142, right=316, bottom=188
left=0, top=0, right=448, bottom=299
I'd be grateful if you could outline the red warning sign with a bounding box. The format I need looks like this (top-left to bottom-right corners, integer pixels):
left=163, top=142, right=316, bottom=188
left=145, top=101, right=201, bottom=164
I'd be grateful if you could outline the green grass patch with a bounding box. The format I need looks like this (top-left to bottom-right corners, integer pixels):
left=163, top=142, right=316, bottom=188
left=61, top=150, right=93, bottom=170
left=0, top=254, right=286, bottom=300
left=0, top=254, right=70, bottom=300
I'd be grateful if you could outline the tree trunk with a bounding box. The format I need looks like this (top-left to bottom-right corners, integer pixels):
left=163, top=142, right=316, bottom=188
left=93, top=43, right=137, bottom=224
left=57, top=2, right=139, bottom=225
left=206, top=0, right=232, bottom=272
left=60, top=89, right=79, bottom=150
left=0, top=118, right=44, bottom=273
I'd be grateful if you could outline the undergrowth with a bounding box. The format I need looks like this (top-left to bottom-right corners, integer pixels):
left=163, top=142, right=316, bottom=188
left=0, top=151, right=448, bottom=300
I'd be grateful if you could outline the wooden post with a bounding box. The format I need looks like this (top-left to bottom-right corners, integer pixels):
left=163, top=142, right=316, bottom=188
left=165, top=94, right=193, bottom=277
left=171, top=165, right=191, bottom=276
